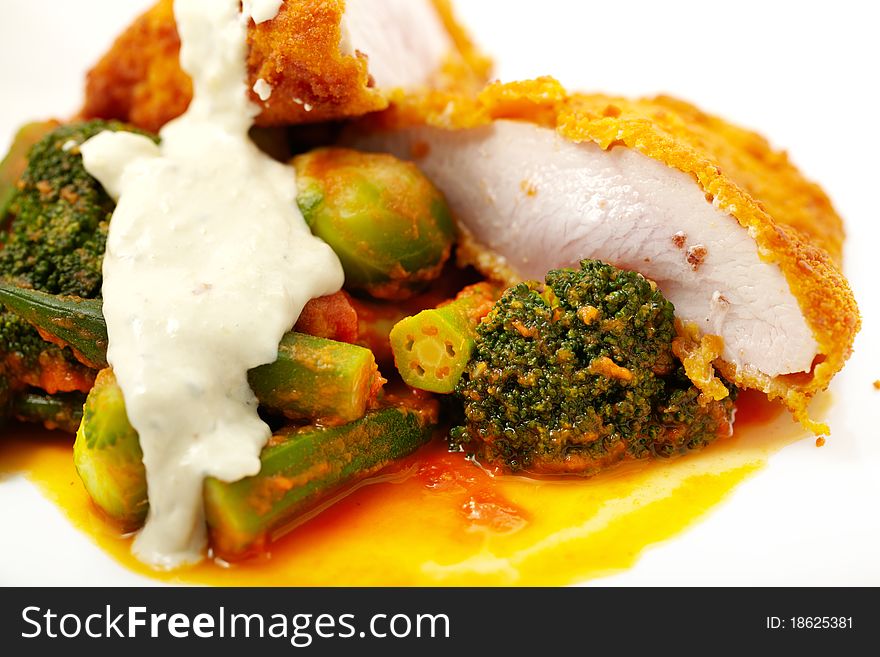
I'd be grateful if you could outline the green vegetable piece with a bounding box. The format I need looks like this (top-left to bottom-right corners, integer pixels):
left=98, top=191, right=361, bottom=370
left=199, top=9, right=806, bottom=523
left=349, top=267, right=486, bottom=366
left=73, top=368, right=435, bottom=554
left=74, top=369, right=147, bottom=529
left=204, top=405, right=435, bottom=559
left=0, top=120, right=152, bottom=385
left=1, top=120, right=146, bottom=296
left=390, top=283, right=497, bottom=394
left=0, top=284, right=382, bottom=424
left=11, top=390, right=85, bottom=433
left=453, top=260, right=736, bottom=475
left=0, top=120, right=58, bottom=220
left=0, top=283, right=108, bottom=368
left=247, top=332, right=380, bottom=424
left=294, top=147, right=455, bottom=300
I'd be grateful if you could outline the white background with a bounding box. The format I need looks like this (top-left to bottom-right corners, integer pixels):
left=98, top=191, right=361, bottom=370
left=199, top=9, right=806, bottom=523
left=0, top=0, right=878, bottom=585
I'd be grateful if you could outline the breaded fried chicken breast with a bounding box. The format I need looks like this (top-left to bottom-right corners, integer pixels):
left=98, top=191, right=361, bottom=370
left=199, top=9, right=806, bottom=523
left=350, top=78, right=860, bottom=431
left=81, top=0, right=488, bottom=133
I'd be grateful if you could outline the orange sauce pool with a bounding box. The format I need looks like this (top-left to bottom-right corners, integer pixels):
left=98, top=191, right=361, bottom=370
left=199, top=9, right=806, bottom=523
left=0, top=390, right=810, bottom=585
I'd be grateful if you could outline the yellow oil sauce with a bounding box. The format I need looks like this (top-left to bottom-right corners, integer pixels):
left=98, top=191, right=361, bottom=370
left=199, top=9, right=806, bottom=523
left=0, top=390, right=811, bottom=585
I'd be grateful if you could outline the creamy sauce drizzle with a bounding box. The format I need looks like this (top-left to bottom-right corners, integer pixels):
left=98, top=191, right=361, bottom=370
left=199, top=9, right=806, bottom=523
left=80, top=0, right=343, bottom=568
left=243, top=0, right=284, bottom=25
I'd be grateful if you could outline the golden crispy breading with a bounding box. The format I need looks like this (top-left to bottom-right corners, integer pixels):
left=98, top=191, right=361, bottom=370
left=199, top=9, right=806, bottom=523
left=366, top=78, right=860, bottom=430
left=80, top=0, right=488, bottom=133
left=561, top=94, right=846, bottom=263
left=81, top=0, right=190, bottom=134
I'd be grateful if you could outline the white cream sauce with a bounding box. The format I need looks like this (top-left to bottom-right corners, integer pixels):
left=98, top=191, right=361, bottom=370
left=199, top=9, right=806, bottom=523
left=243, top=0, right=284, bottom=25
left=80, top=0, right=344, bottom=568
left=253, top=78, right=273, bottom=101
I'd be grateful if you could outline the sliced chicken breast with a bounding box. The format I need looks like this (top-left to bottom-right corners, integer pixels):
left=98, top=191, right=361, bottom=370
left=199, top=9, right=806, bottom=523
left=340, top=0, right=453, bottom=91
left=351, top=79, right=859, bottom=428
left=81, top=0, right=488, bottom=132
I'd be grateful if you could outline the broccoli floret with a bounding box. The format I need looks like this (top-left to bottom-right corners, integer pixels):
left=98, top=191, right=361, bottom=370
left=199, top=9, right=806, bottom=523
left=452, top=260, right=736, bottom=475
left=0, top=120, right=151, bottom=391
left=1, top=120, right=126, bottom=295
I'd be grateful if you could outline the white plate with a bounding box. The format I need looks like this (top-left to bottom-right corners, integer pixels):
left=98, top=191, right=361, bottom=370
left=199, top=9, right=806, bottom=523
left=1, top=0, right=878, bottom=586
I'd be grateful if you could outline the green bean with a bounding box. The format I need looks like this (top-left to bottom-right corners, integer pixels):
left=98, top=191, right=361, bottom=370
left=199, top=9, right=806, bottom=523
left=74, top=368, right=436, bottom=554
left=0, top=284, right=383, bottom=424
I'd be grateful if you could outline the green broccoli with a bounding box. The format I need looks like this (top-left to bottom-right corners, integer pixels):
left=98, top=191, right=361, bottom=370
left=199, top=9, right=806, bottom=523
left=1, top=120, right=128, bottom=295
left=0, top=120, right=151, bottom=395
left=451, top=260, right=736, bottom=475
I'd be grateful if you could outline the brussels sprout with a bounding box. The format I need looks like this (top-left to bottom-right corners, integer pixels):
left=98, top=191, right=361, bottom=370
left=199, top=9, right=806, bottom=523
left=294, top=147, right=455, bottom=300
left=73, top=369, right=147, bottom=529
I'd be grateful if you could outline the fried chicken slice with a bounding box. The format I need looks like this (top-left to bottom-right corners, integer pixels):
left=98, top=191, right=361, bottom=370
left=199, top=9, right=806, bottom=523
left=81, top=0, right=488, bottom=133
left=350, top=78, right=860, bottom=431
